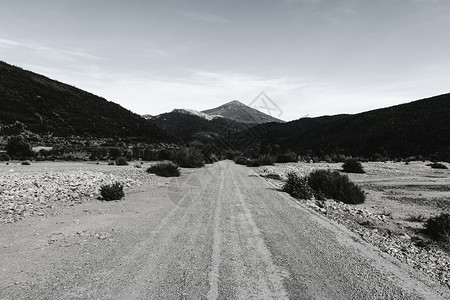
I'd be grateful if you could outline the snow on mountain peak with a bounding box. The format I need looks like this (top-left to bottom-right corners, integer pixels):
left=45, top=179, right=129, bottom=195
left=172, top=108, right=222, bottom=121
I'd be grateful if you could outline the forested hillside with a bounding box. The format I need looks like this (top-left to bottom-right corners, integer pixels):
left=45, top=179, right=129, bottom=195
left=0, top=61, right=178, bottom=143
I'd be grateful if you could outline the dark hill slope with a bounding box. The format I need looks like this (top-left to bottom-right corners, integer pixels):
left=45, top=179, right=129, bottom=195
left=0, top=61, right=178, bottom=143
left=151, top=109, right=252, bottom=148
left=249, top=114, right=349, bottom=146
left=270, top=94, right=450, bottom=159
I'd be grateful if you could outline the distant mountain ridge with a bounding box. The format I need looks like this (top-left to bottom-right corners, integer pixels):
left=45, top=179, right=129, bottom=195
left=150, top=100, right=284, bottom=147
left=202, top=100, right=285, bottom=124
left=0, top=61, right=178, bottom=143
left=150, top=108, right=252, bottom=147
left=243, top=94, right=450, bottom=160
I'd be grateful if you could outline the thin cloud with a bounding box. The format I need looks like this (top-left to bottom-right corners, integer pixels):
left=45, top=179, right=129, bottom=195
left=285, top=0, right=323, bottom=4
left=0, top=37, right=103, bottom=61
left=0, top=38, right=22, bottom=48
left=179, top=11, right=231, bottom=23
left=60, top=50, right=104, bottom=61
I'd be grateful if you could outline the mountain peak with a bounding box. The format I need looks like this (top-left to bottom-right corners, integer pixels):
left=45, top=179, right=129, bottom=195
left=202, top=100, right=284, bottom=124
left=224, top=100, right=245, bottom=106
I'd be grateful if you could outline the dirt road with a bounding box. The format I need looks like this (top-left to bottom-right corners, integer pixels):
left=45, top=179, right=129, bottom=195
left=1, top=161, right=448, bottom=299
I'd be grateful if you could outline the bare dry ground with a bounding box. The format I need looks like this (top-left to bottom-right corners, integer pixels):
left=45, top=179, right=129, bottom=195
left=256, top=161, right=450, bottom=288
left=0, top=160, right=449, bottom=299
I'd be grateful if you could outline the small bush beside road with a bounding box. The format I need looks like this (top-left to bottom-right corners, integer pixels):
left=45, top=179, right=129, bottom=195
left=425, top=213, right=450, bottom=242
left=282, top=169, right=366, bottom=204
left=308, top=170, right=366, bottom=204
left=147, top=163, right=180, bottom=177
left=171, top=148, right=204, bottom=168
left=342, top=158, right=365, bottom=173
left=282, top=172, right=314, bottom=199
left=428, top=162, right=448, bottom=169
left=100, top=182, right=125, bottom=201
left=115, top=157, right=129, bottom=166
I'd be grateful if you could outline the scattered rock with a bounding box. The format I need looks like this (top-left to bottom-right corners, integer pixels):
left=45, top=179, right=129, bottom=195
left=257, top=163, right=450, bottom=288
left=0, top=170, right=139, bottom=223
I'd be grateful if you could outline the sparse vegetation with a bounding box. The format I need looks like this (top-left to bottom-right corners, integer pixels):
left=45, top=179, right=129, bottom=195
left=115, top=157, right=129, bottom=166
left=246, top=155, right=276, bottom=167
left=342, top=158, right=365, bottom=173
left=233, top=156, right=250, bottom=165
left=407, top=214, right=426, bottom=222
left=171, top=148, right=204, bottom=168
left=424, top=213, right=450, bottom=242
left=276, top=152, right=298, bottom=163
left=0, top=61, right=180, bottom=143
left=147, top=162, right=180, bottom=177
left=307, top=170, right=366, bottom=204
left=282, top=170, right=365, bottom=204
left=6, top=135, right=34, bottom=158
left=428, top=162, right=448, bottom=169
left=0, top=153, right=11, bottom=161
left=246, top=159, right=262, bottom=167
left=100, top=182, right=124, bottom=201
left=257, top=154, right=276, bottom=166
left=109, top=148, right=123, bottom=160
left=282, top=172, right=314, bottom=199
left=261, top=173, right=282, bottom=180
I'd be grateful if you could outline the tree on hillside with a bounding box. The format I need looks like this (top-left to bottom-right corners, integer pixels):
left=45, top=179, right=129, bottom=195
left=6, top=135, right=34, bottom=158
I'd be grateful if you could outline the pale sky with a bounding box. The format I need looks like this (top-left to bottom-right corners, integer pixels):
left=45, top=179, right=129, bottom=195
left=1, top=0, right=449, bottom=121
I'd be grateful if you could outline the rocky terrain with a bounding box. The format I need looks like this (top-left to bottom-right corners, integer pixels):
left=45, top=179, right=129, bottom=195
left=1, top=159, right=449, bottom=294
left=0, top=162, right=154, bottom=223
left=256, top=161, right=450, bottom=288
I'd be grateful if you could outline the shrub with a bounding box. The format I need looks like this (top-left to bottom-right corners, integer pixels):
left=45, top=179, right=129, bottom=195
left=115, top=157, right=129, bottom=166
left=158, top=149, right=172, bottom=160
left=276, top=152, right=298, bottom=163
left=261, top=173, right=282, bottom=180
left=282, top=172, right=314, bottom=199
left=0, top=153, right=11, bottom=161
left=39, top=149, right=54, bottom=158
left=308, top=169, right=365, bottom=204
left=407, top=214, right=426, bottom=222
left=246, top=159, right=262, bottom=167
left=428, top=162, right=448, bottom=169
left=342, top=159, right=365, bottom=173
left=171, top=148, right=204, bottom=168
left=233, top=156, right=250, bottom=165
left=109, top=147, right=123, bottom=160
left=108, top=161, right=115, bottom=165
left=100, top=182, right=124, bottom=200
left=257, top=154, right=276, bottom=166
left=142, top=148, right=159, bottom=161
left=147, top=162, right=180, bottom=177
left=224, top=150, right=243, bottom=160
left=6, top=135, right=34, bottom=157
left=424, top=213, right=450, bottom=242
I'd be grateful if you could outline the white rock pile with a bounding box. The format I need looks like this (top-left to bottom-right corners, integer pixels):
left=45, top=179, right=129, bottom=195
left=0, top=171, right=137, bottom=223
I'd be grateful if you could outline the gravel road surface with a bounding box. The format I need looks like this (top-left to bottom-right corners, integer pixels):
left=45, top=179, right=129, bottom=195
left=1, top=161, right=448, bottom=299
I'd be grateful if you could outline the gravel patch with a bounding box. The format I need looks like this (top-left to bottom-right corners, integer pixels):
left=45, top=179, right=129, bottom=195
left=0, top=169, right=139, bottom=223
left=255, top=162, right=450, bottom=289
